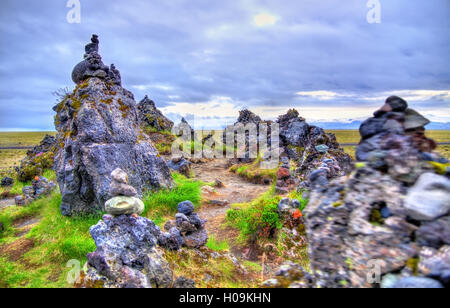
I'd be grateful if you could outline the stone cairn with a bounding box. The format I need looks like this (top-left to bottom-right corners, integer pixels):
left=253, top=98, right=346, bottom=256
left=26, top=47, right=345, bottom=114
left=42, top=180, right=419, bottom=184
left=15, top=176, right=57, bottom=206
left=264, top=96, right=449, bottom=288
left=54, top=35, right=173, bottom=216
left=276, top=109, right=352, bottom=190
left=275, top=157, right=296, bottom=194
left=16, top=134, right=57, bottom=182
left=227, top=109, right=353, bottom=191
left=159, top=201, right=209, bottom=250
left=82, top=169, right=196, bottom=288
left=105, top=169, right=143, bottom=216
left=137, top=95, right=174, bottom=132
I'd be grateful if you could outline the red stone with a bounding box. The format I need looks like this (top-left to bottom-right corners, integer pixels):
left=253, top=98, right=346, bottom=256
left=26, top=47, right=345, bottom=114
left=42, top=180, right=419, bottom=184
left=277, top=167, right=290, bottom=179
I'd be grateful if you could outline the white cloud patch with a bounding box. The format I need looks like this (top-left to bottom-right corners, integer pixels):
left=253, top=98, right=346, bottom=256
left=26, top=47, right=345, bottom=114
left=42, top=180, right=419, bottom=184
left=253, top=13, right=278, bottom=27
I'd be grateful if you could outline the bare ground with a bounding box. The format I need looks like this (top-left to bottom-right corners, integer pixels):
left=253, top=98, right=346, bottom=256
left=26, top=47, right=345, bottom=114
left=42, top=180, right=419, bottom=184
left=193, top=159, right=269, bottom=240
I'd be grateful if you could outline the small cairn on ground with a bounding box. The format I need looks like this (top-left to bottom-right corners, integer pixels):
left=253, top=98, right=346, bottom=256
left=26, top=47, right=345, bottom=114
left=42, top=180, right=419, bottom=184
left=14, top=176, right=57, bottom=206
left=82, top=169, right=195, bottom=288
left=275, top=157, right=296, bottom=194
left=264, top=96, right=450, bottom=289
left=159, top=201, right=208, bottom=250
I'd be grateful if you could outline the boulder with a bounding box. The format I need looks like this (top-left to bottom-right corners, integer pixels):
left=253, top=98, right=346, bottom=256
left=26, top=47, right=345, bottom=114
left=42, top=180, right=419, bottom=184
left=168, top=158, right=192, bottom=178
left=404, top=109, right=431, bottom=131
left=54, top=35, right=173, bottom=216
left=416, top=216, right=450, bottom=249
left=173, top=277, right=196, bottom=289
left=404, top=173, right=450, bottom=221
left=1, top=177, right=14, bottom=187
left=418, top=246, right=450, bottom=285
left=178, top=201, right=195, bottom=216
left=158, top=227, right=184, bottom=251
left=392, top=277, right=443, bottom=289
left=83, top=214, right=172, bottom=288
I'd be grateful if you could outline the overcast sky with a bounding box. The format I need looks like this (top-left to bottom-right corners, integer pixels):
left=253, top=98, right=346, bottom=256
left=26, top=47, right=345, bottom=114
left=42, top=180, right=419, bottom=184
left=0, top=0, right=449, bottom=130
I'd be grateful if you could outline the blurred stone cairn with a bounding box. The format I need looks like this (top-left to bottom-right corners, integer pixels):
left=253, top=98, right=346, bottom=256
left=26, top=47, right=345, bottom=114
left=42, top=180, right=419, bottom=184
left=82, top=169, right=199, bottom=288
left=15, top=176, right=57, bottom=206
left=54, top=35, right=173, bottom=217
left=264, top=96, right=450, bottom=288
left=228, top=108, right=353, bottom=192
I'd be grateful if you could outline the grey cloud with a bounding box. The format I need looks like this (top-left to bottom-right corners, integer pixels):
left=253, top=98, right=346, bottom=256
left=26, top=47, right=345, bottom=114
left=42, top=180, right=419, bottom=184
left=0, top=0, right=449, bottom=130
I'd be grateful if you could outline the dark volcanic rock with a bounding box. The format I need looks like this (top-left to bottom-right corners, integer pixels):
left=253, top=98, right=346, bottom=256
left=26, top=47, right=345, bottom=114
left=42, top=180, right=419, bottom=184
left=168, top=158, right=192, bottom=178
left=71, top=35, right=121, bottom=86
left=1, top=177, right=14, bottom=187
left=54, top=36, right=173, bottom=217
left=83, top=214, right=173, bottom=288
left=161, top=201, right=208, bottom=250
left=235, top=109, right=262, bottom=125
left=137, top=96, right=174, bottom=132
left=173, top=277, right=196, bottom=288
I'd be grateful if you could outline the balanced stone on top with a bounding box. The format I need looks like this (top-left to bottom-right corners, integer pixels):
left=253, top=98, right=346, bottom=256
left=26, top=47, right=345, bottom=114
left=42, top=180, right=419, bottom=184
left=105, top=168, right=143, bottom=216
left=109, top=168, right=138, bottom=197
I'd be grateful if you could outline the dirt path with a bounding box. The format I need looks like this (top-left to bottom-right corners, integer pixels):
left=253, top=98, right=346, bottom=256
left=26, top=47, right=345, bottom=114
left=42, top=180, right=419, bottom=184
left=192, top=159, right=269, bottom=243
left=0, top=198, right=15, bottom=210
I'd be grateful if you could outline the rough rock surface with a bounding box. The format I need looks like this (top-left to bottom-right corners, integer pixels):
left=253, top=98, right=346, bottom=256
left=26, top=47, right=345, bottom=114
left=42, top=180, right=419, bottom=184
left=276, top=109, right=352, bottom=187
left=82, top=214, right=173, bottom=288
left=159, top=201, right=208, bottom=250
left=54, top=35, right=173, bottom=216
left=137, top=96, right=174, bottom=132
left=168, top=158, right=192, bottom=178
left=264, top=96, right=449, bottom=288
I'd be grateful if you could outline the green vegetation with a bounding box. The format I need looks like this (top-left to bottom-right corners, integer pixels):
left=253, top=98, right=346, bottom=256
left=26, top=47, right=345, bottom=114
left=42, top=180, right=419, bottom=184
left=226, top=188, right=282, bottom=243
left=229, top=156, right=278, bottom=184
left=0, top=169, right=56, bottom=198
left=327, top=130, right=450, bottom=144
left=164, top=248, right=260, bottom=288
left=0, top=191, right=100, bottom=288
left=0, top=149, right=27, bottom=172
left=143, top=173, right=203, bottom=220
left=207, top=235, right=230, bottom=252
left=0, top=132, right=56, bottom=148
left=17, top=151, right=55, bottom=182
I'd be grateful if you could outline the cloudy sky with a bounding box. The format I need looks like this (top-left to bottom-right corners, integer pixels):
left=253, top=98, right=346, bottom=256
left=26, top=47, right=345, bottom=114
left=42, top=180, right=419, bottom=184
left=0, top=0, right=449, bottom=130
